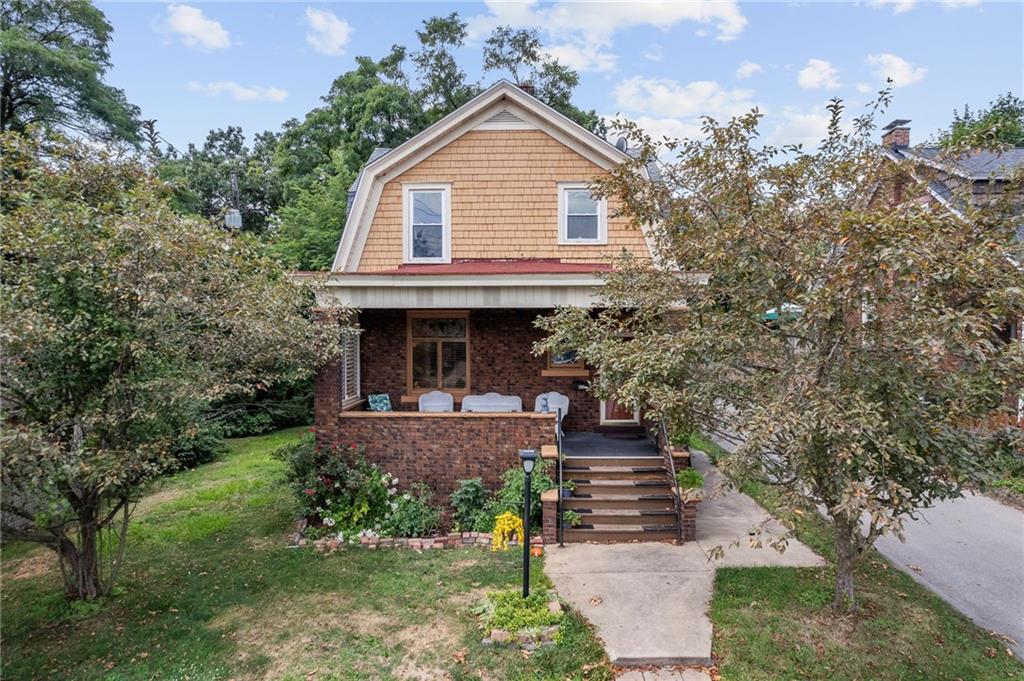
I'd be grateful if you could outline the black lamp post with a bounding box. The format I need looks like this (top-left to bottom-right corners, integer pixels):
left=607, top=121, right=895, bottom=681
left=519, top=448, right=538, bottom=598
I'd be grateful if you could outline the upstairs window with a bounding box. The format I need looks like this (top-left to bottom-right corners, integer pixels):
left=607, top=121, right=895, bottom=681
left=404, top=183, right=451, bottom=263
left=558, top=183, right=607, bottom=245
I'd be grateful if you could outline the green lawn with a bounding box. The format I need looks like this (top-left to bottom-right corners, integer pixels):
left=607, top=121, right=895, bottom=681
left=0, top=428, right=612, bottom=681
left=695, top=435, right=1023, bottom=680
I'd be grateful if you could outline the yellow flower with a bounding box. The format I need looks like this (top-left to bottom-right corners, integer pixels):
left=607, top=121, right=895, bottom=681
left=491, top=511, right=524, bottom=552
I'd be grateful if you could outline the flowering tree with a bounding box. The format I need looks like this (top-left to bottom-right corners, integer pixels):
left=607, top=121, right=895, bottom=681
left=537, top=97, right=1024, bottom=610
left=0, top=132, right=339, bottom=600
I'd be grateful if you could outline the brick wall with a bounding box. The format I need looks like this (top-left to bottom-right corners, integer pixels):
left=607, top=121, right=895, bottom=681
left=355, top=308, right=603, bottom=432
left=318, top=412, right=556, bottom=500
left=357, top=129, right=651, bottom=271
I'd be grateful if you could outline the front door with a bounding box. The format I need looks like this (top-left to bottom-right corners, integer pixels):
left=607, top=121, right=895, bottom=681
left=600, top=398, right=639, bottom=425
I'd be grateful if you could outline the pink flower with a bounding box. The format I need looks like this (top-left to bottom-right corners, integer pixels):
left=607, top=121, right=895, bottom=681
left=304, top=488, right=316, bottom=496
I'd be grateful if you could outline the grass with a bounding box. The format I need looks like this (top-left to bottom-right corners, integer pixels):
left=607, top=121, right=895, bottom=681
left=691, top=434, right=1023, bottom=680
left=1, top=427, right=612, bottom=681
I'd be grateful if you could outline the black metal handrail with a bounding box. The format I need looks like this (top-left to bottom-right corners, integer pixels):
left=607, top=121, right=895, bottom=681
left=658, top=422, right=685, bottom=543
left=556, top=407, right=564, bottom=547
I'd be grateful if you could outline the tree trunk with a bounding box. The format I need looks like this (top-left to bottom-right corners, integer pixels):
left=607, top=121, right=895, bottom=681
left=56, top=514, right=104, bottom=600
left=832, top=514, right=858, bottom=612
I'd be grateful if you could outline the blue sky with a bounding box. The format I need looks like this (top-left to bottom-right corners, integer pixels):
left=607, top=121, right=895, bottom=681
left=99, top=1, right=1024, bottom=151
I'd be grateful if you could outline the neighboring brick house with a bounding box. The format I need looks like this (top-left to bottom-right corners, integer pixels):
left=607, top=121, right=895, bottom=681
left=312, top=81, right=665, bottom=504
left=878, top=120, right=1024, bottom=421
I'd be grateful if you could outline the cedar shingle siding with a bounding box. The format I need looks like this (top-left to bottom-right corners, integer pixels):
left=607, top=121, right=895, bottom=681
left=357, top=129, right=651, bottom=271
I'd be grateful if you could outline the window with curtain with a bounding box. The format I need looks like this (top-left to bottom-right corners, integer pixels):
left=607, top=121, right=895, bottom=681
left=407, top=312, right=469, bottom=394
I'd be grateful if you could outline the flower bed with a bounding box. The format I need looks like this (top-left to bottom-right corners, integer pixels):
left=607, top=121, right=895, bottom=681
left=475, top=589, right=565, bottom=651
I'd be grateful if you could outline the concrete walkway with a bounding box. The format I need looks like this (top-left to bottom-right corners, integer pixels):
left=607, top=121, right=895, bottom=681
left=544, top=451, right=823, bottom=665
left=711, top=434, right=1024, bottom=659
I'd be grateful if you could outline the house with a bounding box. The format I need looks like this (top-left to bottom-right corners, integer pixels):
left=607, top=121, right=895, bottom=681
left=312, top=81, right=690, bottom=543
left=878, top=120, right=1024, bottom=422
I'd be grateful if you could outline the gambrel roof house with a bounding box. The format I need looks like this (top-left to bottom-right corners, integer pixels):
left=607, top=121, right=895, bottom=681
left=313, top=81, right=693, bottom=544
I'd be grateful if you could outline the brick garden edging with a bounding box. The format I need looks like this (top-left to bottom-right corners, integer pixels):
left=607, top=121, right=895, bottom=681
left=291, top=527, right=546, bottom=553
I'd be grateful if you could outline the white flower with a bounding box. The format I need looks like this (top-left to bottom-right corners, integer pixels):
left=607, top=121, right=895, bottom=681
left=323, top=517, right=336, bottom=527
left=402, top=493, right=411, bottom=500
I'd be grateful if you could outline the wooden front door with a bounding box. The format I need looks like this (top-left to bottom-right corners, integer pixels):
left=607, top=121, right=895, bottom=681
left=600, top=398, right=639, bottom=425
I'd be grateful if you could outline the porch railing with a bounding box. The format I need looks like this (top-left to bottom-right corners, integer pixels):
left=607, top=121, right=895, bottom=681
left=658, top=422, right=685, bottom=543
left=556, top=407, right=564, bottom=547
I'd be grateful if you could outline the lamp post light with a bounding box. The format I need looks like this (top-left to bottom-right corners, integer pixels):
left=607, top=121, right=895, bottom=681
left=519, top=448, right=538, bottom=598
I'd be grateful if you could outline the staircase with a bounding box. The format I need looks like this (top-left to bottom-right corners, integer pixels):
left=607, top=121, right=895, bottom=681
left=561, top=455, right=680, bottom=543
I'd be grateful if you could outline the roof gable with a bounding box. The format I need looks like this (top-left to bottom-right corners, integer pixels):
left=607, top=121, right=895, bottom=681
left=331, top=81, right=637, bottom=273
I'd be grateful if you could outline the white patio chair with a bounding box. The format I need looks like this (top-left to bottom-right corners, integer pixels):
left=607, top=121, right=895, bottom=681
left=418, top=390, right=454, bottom=412
left=534, top=391, right=570, bottom=437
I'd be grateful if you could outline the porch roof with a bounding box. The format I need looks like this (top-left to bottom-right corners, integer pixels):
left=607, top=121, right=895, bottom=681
left=343, top=258, right=613, bottom=276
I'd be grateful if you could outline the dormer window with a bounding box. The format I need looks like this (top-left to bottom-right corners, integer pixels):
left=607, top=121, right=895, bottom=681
left=404, top=183, right=451, bottom=263
left=558, top=182, right=607, bottom=245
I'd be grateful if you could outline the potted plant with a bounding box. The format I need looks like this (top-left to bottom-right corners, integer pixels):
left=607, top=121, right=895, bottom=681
left=560, top=480, right=575, bottom=498
left=561, top=510, right=583, bottom=527
left=675, top=468, right=704, bottom=502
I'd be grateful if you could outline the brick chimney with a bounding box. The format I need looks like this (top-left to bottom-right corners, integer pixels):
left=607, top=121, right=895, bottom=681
left=517, top=81, right=536, bottom=96
left=881, top=119, right=911, bottom=147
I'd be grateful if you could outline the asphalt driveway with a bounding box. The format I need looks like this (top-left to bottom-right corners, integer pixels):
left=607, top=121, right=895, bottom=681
left=711, top=434, right=1024, bottom=659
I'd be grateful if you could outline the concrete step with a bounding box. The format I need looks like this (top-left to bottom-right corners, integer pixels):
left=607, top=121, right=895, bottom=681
left=569, top=509, right=677, bottom=525
left=564, top=456, right=664, bottom=467
left=573, top=481, right=672, bottom=496
left=565, top=495, right=676, bottom=511
left=563, top=465, right=666, bottom=480
left=563, top=526, right=679, bottom=543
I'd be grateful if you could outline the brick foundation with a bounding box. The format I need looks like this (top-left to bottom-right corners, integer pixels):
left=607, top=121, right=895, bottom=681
left=316, top=411, right=556, bottom=500
left=681, top=501, right=698, bottom=542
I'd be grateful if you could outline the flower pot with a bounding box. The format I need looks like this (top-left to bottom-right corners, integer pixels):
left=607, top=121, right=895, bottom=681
left=561, top=489, right=573, bottom=499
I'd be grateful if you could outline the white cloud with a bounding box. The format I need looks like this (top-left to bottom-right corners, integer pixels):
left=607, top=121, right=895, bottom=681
left=304, top=7, right=352, bottom=56
left=939, top=0, right=980, bottom=7
left=768, top=106, right=833, bottom=150
left=736, top=61, right=762, bottom=79
left=856, top=82, right=874, bottom=94
left=797, top=58, right=841, bottom=90
left=644, top=44, right=664, bottom=62
left=188, top=81, right=288, bottom=102
left=165, top=4, right=231, bottom=50
left=470, top=0, right=746, bottom=42
left=613, top=76, right=756, bottom=120
left=866, top=52, right=926, bottom=87
left=467, top=0, right=746, bottom=74
left=544, top=42, right=617, bottom=73
left=866, top=0, right=916, bottom=14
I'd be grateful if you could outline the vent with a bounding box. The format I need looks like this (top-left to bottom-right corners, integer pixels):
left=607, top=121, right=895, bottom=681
left=485, top=108, right=524, bottom=125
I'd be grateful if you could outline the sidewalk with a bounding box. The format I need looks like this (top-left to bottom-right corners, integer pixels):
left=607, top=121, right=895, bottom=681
left=544, top=451, right=822, bottom=666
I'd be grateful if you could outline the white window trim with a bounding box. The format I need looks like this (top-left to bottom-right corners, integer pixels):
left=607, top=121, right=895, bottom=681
left=403, top=182, right=452, bottom=264
left=558, top=182, right=607, bottom=245
left=340, top=328, right=361, bottom=408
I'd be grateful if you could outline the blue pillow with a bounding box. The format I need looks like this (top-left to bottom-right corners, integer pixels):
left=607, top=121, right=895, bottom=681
left=367, top=393, right=392, bottom=412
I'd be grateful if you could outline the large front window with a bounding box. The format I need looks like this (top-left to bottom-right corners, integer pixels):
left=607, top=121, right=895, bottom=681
left=404, top=184, right=451, bottom=263
left=407, top=311, right=469, bottom=394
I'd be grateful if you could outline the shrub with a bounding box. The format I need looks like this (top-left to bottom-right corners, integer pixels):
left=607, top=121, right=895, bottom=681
left=171, top=423, right=226, bottom=469
left=274, top=434, right=395, bottom=539
left=676, top=468, right=704, bottom=490
left=383, top=483, right=442, bottom=537
left=990, top=427, right=1024, bottom=478
left=479, top=589, right=564, bottom=631
left=561, top=510, right=583, bottom=527
left=451, top=478, right=489, bottom=530
left=486, top=459, right=556, bottom=529
left=491, top=511, right=524, bottom=551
